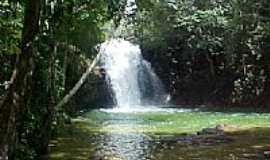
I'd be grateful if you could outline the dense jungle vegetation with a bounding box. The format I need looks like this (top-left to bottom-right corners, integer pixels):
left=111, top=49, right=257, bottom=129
left=134, top=0, right=270, bottom=106
left=0, top=0, right=270, bottom=159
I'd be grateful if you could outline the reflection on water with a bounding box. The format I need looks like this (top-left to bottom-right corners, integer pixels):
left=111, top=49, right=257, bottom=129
left=91, top=133, right=154, bottom=160
left=91, top=112, right=155, bottom=160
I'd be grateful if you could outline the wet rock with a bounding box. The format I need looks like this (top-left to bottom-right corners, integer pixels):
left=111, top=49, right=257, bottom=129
left=174, top=132, right=233, bottom=147
left=197, top=124, right=241, bottom=136
left=197, top=125, right=224, bottom=135
left=217, top=124, right=241, bottom=132
left=264, top=151, right=270, bottom=158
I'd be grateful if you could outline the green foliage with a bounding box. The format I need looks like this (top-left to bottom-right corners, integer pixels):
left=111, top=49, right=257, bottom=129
left=0, top=0, right=23, bottom=55
left=134, top=0, right=270, bottom=106
left=175, top=8, right=228, bottom=55
left=0, top=1, right=23, bottom=90
left=1, top=0, right=127, bottom=159
left=227, top=0, right=270, bottom=103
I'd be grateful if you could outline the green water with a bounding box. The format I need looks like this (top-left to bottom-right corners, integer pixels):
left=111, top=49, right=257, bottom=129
left=50, top=107, right=270, bottom=160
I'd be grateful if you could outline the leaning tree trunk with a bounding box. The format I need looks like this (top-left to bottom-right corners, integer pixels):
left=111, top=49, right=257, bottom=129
left=0, top=0, right=41, bottom=159
left=55, top=54, right=100, bottom=110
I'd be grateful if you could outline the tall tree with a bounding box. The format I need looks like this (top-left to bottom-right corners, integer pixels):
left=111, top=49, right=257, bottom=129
left=0, top=0, right=41, bottom=159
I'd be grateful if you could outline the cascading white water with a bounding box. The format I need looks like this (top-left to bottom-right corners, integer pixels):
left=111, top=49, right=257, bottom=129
left=100, top=39, right=141, bottom=107
left=99, top=39, right=167, bottom=108
left=98, top=0, right=168, bottom=109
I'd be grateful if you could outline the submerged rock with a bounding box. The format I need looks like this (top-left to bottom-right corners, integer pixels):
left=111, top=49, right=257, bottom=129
left=156, top=131, right=233, bottom=149
left=197, top=126, right=224, bottom=135
left=197, top=124, right=240, bottom=136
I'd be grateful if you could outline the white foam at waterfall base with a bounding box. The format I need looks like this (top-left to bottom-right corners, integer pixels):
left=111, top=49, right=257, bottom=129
left=99, top=106, right=193, bottom=113
left=99, top=39, right=168, bottom=110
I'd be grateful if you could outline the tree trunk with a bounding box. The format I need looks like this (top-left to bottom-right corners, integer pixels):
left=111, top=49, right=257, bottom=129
left=62, top=46, right=68, bottom=92
left=206, top=53, right=215, bottom=79
left=55, top=54, right=100, bottom=110
left=0, top=0, right=41, bottom=159
left=37, top=42, right=58, bottom=159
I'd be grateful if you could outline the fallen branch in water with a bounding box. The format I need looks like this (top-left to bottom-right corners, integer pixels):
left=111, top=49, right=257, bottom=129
left=55, top=54, right=100, bottom=110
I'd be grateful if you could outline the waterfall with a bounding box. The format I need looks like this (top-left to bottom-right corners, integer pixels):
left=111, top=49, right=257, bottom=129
left=99, top=39, right=167, bottom=108
left=98, top=0, right=168, bottom=109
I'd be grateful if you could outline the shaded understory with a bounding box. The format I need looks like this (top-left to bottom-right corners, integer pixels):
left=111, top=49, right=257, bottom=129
left=49, top=108, right=270, bottom=160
